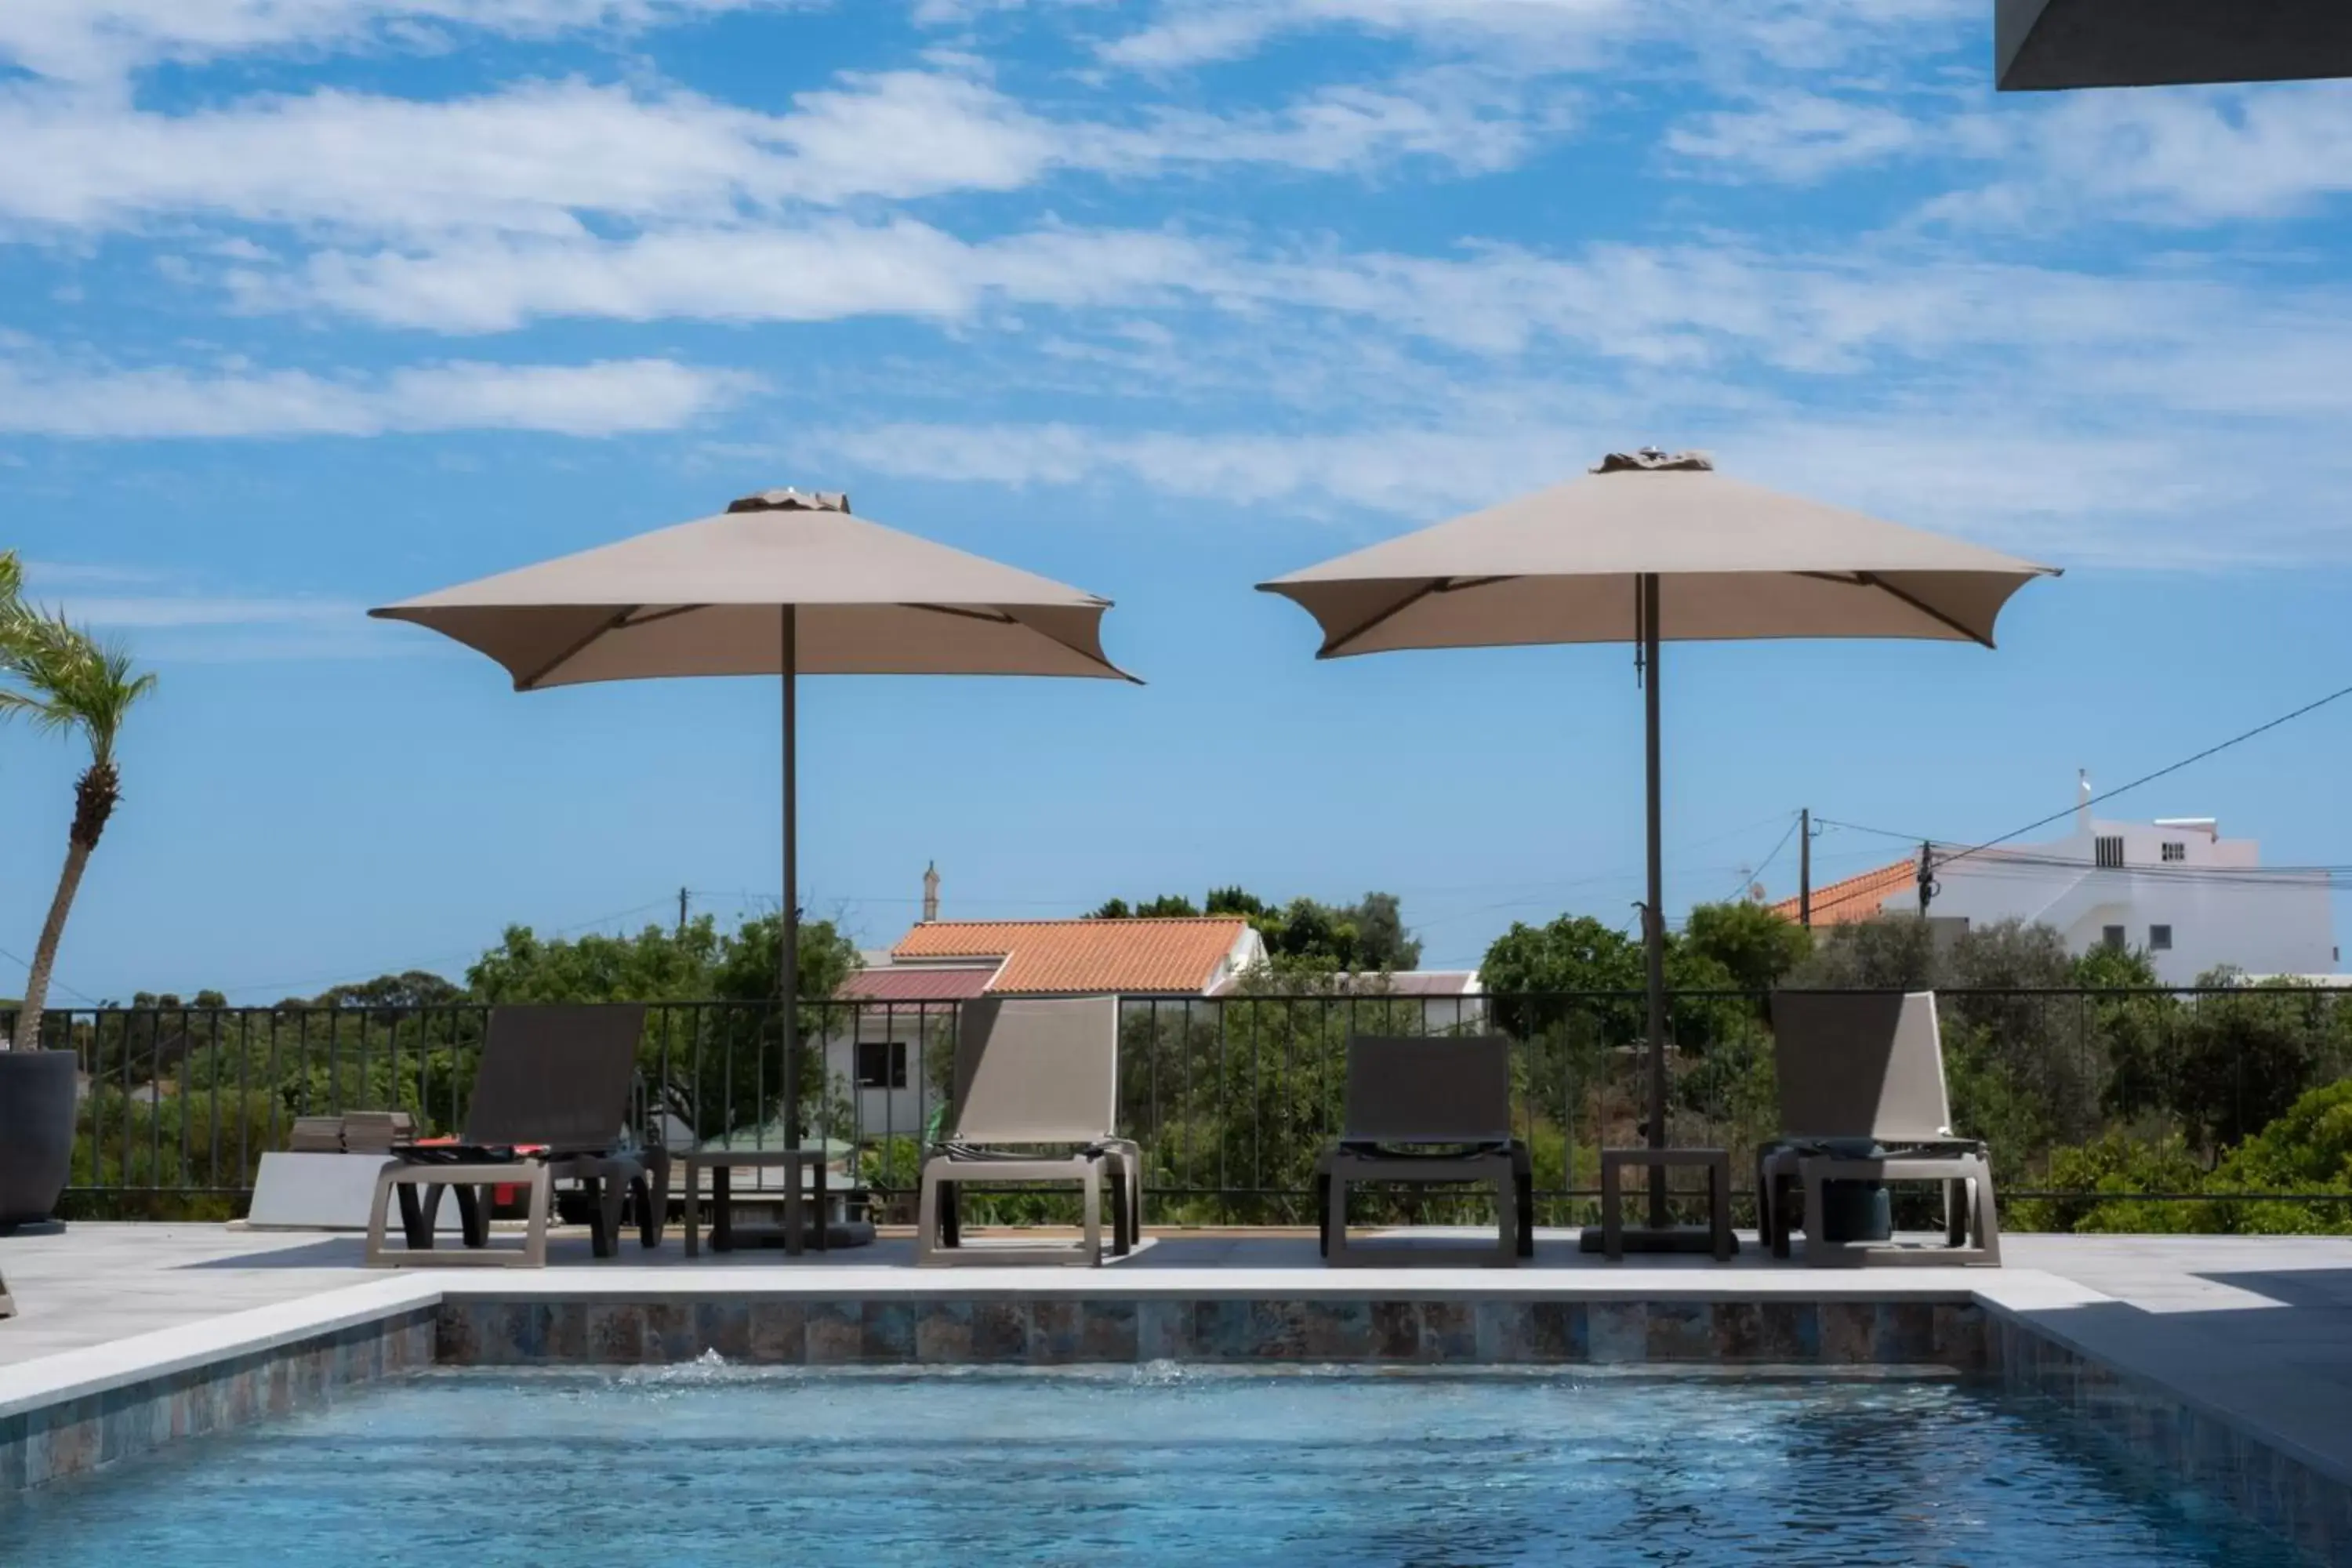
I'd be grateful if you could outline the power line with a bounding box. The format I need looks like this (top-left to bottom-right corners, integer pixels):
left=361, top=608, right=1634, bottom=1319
left=1814, top=816, right=1931, bottom=844
left=1722, top=812, right=1802, bottom=904
left=1933, top=678, right=2352, bottom=873
left=1815, top=678, right=2352, bottom=880
left=0, top=944, right=100, bottom=1006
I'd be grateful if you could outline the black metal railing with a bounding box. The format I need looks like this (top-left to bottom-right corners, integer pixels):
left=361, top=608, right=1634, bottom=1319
left=13, top=985, right=2350, bottom=1229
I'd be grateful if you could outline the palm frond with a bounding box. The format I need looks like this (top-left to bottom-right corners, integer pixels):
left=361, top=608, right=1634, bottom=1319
left=0, top=602, right=154, bottom=760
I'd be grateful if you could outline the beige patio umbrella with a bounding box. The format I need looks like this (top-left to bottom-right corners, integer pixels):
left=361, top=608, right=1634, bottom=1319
left=1258, top=450, right=2057, bottom=1246
left=373, top=488, right=1134, bottom=1145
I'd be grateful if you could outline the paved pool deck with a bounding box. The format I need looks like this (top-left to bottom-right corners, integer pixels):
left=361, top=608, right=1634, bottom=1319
left=5, top=1225, right=2351, bottom=1490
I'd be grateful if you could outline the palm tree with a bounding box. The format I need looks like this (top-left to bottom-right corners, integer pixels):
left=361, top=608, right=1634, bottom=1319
left=0, top=577, right=156, bottom=1052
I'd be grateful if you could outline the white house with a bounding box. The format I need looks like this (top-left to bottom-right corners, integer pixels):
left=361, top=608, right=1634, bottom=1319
left=1777, top=776, right=2336, bottom=985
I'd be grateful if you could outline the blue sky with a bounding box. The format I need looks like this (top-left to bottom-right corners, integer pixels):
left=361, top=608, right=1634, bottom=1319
left=4, top=0, right=2351, bottom=1001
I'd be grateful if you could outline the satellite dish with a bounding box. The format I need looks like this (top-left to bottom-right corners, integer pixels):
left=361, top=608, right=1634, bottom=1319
left=1748, top=881, right=1768, bottom=904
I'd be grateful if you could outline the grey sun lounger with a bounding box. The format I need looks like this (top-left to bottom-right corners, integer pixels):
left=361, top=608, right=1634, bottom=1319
left=915, top=996, right=1140, bottom=1267
left=1316, top=1035, right=1533, bottom=1268
left=1759, top=990, right=2000, bottom=1266
left=365, top=1004, right=668, bottom=1269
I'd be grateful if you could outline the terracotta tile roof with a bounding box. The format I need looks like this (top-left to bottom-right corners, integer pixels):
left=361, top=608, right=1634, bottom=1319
left=891, top=917, right=1249, bottom=995
left=1769, top=858, right=1916, bottom=927
left=837, top=965, right=999, bottom=1002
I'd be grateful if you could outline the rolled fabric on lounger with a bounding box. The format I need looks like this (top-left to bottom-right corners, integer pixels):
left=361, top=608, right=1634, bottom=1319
left=365, top=1004, right=668, bottom=1269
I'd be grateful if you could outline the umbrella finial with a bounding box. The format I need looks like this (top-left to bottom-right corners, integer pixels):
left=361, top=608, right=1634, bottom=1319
left=1591, top=448, right=1713, bottom=474
left=727, top=488, right=852, bottom=514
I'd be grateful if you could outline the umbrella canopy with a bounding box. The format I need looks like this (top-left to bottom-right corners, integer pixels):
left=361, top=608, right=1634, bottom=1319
left=374, top=488, right=1133, bottom=1150
left=372, top=488, right=1130, bottom=687
left=1258, top=451, right=2057, bottom=1248
left=1260, top=459, right=2053, bottom=656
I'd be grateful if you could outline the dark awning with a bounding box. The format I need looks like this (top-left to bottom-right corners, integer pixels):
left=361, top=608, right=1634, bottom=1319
left=1998, top=0, right=2352, bottom=90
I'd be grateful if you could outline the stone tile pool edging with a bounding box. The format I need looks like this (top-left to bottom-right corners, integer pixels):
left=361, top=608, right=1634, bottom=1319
left=1983, top=1304, right=2352, bottom=1565
left=434, top=1291, right=1994, bottom=1370
left=0, top=1277, right=440, bottom=1494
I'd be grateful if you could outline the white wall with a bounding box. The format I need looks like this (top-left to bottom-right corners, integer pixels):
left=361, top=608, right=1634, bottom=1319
left=1878, top=814, right=2336, bottom=983
left=821, top=1018, right=949, bottom=1142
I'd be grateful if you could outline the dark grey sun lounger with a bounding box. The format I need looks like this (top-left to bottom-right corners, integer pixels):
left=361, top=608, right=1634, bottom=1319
left=1316, top=1035, right=1533, bottom=1268
left=365, top=1004, right=666, bottom=1268
left=1759, top=990, right=2000, bottom=1266
left=916, top=996, right=1140, bottom=1267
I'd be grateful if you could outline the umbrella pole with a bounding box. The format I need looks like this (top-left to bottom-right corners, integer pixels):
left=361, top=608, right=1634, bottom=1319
left=782, top=604, right=800, bottom=1152
left=1641, top=572, right=1668, bottom=1229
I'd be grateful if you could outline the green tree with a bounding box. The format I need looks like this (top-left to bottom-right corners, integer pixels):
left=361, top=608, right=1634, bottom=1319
left=0, top=586, right=158, bottom=1051
left=1091, top=887, right=1421, bottom=972
left=2167, top=980, right=2327, bottom=1154
left=467, top=919, right=724, bottom=1004
left=1784, top=914, right=1938, bottom=990
left=1088, top=894, right=1207, bottom=919
left=2009, top=1131, right=2207, bottom=1233
left=307, top=971, right=470, bottom=1016
left=1682, top=901, right=1812, bottom=993
left=2205, top=1078, right=2352, bottom=1233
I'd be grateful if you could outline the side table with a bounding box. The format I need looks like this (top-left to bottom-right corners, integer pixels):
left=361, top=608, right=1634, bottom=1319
left=1596, top=1147, right=1734, bottom=1261
left=680, top=1149, right=829, bottom=1258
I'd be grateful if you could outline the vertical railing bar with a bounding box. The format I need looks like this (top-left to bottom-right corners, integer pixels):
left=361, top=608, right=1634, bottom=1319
left=206, top=1008, right=223, bottom=1192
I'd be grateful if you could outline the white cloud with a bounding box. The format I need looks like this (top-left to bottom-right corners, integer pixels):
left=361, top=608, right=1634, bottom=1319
left=1664, top=92, right=1932, bottom=183
left=0, top=64, right=1566, bottom=245
left=1662, top=84, right=2352, bottom=232
left=16, top=568, right=414, bottom=662
left=67, top=595, right=361, bottom=628
left=273, top=221, right=1207, bottom=330
left=0, top=74, right=1062, bottom=238
left=0, top=0, right=798, bottom=87
left=1934, top=85, right=2352, bottom=228
left=803, top=405, right=2352, bottom=569
left=1099, top=0, right=1971, bottom=72
left=0, top=356, right=756, bottom=437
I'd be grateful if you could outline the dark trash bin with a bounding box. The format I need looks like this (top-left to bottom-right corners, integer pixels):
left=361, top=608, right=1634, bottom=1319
left=1815, top=1137, right=1892, bottom=1243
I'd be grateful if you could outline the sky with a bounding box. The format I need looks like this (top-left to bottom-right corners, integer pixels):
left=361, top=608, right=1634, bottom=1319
left=4, top=0, right=2352, bottom=1003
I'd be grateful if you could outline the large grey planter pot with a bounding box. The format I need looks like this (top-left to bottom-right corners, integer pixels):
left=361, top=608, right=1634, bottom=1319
left=0, top=1049, right=78, bottom=1232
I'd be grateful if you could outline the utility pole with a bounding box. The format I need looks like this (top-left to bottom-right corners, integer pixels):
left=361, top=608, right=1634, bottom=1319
left=1917, top=840, right=1937, bottom=915
left=1798, top=808, right=1812, bottom=928
left=677, top=886, right=690, bottom=938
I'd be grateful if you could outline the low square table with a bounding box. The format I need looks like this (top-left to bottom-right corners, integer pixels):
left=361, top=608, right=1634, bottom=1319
left=679, top=1149, right=829, bottom=1258
left=1595, top=1147, right=1735, bottom=1261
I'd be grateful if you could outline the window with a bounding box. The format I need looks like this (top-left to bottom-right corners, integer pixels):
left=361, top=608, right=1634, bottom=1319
left=855, top=1040, right=908, bottom=1090
left=2101, top=925, right=2127, bottom=951
left=2161, top=841, right=2186, bottom=862
left=2095, top=836, right=2125, bottom=869
left=2150, top=925, right=2173, bottom=952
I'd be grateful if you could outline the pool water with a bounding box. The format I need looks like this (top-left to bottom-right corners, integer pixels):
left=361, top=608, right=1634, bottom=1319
left=1, top=1365, right=2309, bottom=1567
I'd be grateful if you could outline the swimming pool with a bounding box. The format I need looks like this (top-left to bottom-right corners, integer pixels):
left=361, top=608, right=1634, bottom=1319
left=0, top=1365, right=2310, bottom=1566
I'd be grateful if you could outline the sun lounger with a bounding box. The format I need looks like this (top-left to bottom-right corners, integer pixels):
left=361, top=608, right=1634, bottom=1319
left=364, top=1004, right=666, bottom=1268
left=0, top=1261, right=14, bottom=1319
left=915, top=996, right=1139, bottom=1267
left=1759, top=990, right=2000, bottom=1266
left=1316, top=1035, right=1532, bottom=1268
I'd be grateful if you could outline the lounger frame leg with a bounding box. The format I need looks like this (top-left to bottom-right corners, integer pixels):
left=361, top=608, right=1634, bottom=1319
left=368, top=1161, right=553, bottom=1269
left=914, top=1163, right=945, bottom=1267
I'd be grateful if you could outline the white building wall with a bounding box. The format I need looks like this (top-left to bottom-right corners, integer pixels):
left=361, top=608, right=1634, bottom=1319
left=1878, top=810, right=2335, bottom=984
